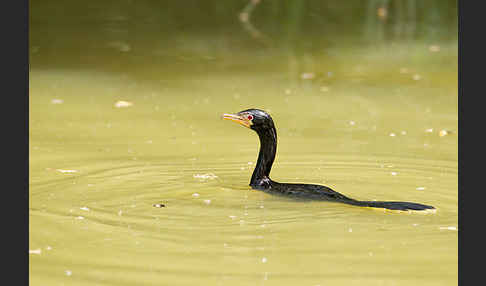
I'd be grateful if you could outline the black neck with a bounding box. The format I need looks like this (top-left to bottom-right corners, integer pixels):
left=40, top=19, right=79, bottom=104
left=250, top=126, right=277, bottom=186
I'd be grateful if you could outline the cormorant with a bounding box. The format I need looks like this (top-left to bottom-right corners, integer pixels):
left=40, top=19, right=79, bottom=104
left=222, top=108, right=435, bottom=211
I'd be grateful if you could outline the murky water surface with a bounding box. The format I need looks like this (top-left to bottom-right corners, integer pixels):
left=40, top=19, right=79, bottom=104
left=30, top=2, right=457, bottom=285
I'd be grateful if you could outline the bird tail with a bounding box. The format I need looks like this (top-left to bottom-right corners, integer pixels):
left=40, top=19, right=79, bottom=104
left=346, top=200, right=435, bottom=211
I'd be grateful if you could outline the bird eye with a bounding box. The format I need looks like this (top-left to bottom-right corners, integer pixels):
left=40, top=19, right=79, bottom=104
left=247, top=115, right=253, bottom=120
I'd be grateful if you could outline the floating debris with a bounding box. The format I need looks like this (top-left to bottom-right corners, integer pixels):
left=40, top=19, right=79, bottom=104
left=261, top=257, right=268, bottom=263
left=56, top=169, right=78, bottom=174
left=118, top=210, right=123, bottom=216
left=439, top=226, right=457, bottom=231
left=107, top=41, right=131, bottom=52
left=412, top=74, right=422, bottom=81
left=51, top=99, right=64, bottom=104
left=401, top=131, right=407, bottom=135
left=153, top=203, right=165, bottom=208
left=80, top=207, right=90, bottom=211
left=416, top=187, right=426, bottom=191
left=75, top=216, right=85, bottom=220
left=400, top=67, right=409, bottom=74
left=377, top=6, right=388, bottom=20
left=114, top=101, right=133, bottom=108
left=429, top=45, right=441, bottom=52
left=390, top=172, right=398, bottom=176
left=203, top=199, right=211, bottom=205
left=349, top=121, right=356, bottom=126
left=29, top=249, right=42, bottom=255
left=65, top=270, right=72, bottom=276
left=193, top=173, right=218, bottom=180
left=192, top=193, right=200, bottom=198
left=229, top=215, right=237, bottom=220
left=300, top=72, right=315, bottom=80
left=389, top=133, right=396, bottom=137
left=425, top=128, right=434, bottom=133
left=439, top=129, right=453, bottom=137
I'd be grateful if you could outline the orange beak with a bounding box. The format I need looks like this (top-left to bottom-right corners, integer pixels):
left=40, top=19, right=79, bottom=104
left=222, top=113, right=252, bottom=128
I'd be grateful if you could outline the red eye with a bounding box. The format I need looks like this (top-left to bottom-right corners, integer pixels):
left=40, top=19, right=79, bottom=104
left=247, top=115, right=253, bottom=120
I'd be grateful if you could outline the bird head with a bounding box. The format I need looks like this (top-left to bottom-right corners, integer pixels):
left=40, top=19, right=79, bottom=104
left=222, top=108, right=275, bottom=133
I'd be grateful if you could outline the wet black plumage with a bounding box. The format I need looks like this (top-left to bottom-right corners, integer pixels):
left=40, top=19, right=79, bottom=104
left=222, top=108, right=435, bottom=211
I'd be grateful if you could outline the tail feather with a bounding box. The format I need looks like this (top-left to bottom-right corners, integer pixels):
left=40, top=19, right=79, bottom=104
left=348, top=200, right=435, bottom=211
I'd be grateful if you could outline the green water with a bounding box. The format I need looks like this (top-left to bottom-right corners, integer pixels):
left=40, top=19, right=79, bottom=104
left=30, top=1, right=457, bottom=285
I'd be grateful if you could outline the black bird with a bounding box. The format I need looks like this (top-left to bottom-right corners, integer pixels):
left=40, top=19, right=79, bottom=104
left=222, top=108, right=435, bottom=211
